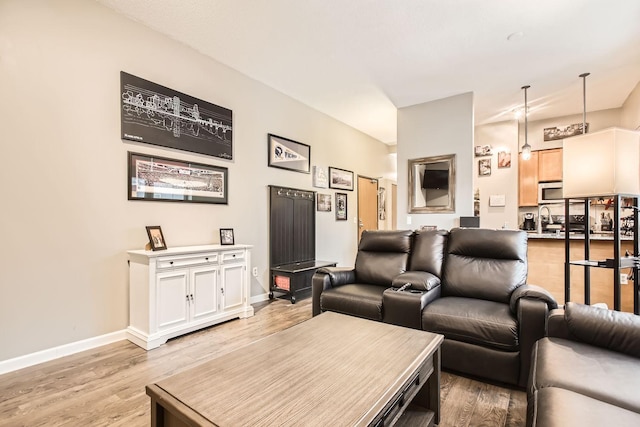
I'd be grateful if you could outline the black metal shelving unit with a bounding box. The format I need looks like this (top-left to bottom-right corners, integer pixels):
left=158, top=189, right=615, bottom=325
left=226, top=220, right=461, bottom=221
left=564, top=195, right=639, bottom=313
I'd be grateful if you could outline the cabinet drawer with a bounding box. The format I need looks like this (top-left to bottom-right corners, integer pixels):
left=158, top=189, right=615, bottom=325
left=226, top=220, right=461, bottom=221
left=157, top=253, right=219, bottom=269
left=221, top=250, right=245, bottom=263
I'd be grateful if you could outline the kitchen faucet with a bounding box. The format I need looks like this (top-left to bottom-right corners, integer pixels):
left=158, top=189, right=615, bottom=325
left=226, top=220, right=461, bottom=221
left=538, top=205, right=553, bottom=234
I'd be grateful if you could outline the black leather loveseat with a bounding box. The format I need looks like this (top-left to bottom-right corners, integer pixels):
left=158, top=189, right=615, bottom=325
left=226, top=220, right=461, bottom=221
left=527, top=302, right=640, bottom=426
left=312, top=228, right=557, bottom=387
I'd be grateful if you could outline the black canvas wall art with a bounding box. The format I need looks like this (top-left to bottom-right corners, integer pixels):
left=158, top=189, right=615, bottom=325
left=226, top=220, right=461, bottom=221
left=120, top=72, right=233, bottom=160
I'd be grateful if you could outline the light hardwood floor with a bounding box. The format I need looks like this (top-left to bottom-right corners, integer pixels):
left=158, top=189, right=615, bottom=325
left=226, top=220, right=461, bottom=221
left=0, top=298, right=526, bottom=426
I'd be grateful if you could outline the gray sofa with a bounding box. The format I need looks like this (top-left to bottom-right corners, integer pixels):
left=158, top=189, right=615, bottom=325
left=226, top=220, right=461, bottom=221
left=527, top=302, right=640, bottom=427
left=312, top=227, right=558, bottom=387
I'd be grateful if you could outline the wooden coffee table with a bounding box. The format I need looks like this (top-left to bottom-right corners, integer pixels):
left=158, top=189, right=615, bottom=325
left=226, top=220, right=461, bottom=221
left=147, top=312, right=443, bottom=426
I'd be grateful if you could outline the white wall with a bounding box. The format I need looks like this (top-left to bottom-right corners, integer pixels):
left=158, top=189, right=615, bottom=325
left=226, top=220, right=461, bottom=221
left=397, top=93, right=474, bottom=230
left=518, top=108, right=621, bottom=152
left=621, top=80, right=640, bottom=130
left=474, top=121, right=519, bottom=230
left=0, top=0, right=392, bottom=361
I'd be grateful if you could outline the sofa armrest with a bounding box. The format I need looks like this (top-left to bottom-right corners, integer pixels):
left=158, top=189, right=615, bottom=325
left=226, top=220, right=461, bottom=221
left=316, top=267, right=356, bottom=287
left=564, top=302, right=640, bottom=358
left=517, top=297, right=550, bottom=387
left=509, top=284, right=558, bottom=314
left=311, top=267, right=355, bottom=317
left=392, top=271, right=441, bottom=291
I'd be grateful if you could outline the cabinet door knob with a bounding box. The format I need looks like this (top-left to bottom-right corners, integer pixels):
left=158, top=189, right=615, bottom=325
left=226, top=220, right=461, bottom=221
left=205, top=257, right=209, bottom=261
left=169, top=261, right=174, bottom=265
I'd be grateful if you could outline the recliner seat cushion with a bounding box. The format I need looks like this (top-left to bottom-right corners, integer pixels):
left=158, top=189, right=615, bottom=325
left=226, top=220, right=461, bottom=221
left=442, top=228, right=527, bottom=303
left=320, top=284, right=386, bottom=321
left=530, top=337, right=640, bottom=413
left=421, top=297, right=519, bottom=351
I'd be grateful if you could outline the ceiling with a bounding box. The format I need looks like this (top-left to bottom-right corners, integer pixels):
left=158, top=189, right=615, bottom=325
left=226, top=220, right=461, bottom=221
left=96, top=0, right=640, bottom=144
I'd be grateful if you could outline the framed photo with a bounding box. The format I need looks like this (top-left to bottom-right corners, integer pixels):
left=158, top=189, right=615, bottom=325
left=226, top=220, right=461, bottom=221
left=335, top=193, right=347, bottom=220
left=128, top=152, right=228, bottom=204
left=479, top=158, right=491, bottom=176
left=497, top=151, right=511, bottom=168
left=120, top=72, right=233, bottom=160
left=312, top=165, right=328, bottom=188
left=317, top=193, right=332, bottom=212
left=146, top=226, right=167, bottom=251
left=474, top=144, right=493, bottom=157
left=268, top=134, right=310, bottom=174
left=328, top=167, right=354, bottom=191
left=543, top=123, right=588, bottom=141
left=220, top=228, right=234, bottom=245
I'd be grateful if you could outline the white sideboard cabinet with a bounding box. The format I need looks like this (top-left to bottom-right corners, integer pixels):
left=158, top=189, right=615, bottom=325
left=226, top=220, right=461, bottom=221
left=127, top=244, right=254, bottom=350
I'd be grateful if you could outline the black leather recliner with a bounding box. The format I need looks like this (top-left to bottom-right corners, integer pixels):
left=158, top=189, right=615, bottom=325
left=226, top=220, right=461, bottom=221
left=312, top=227, right=557, bottom=388
left=312, top=229, right=413, bottom=320
left=527, top=302, right=640, bottom=427
left=419, top=228, right=556, bottom=387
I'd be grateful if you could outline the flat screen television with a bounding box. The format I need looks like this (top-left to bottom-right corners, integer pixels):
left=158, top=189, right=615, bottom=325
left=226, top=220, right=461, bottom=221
left=422, top=169, right=448, bottom=190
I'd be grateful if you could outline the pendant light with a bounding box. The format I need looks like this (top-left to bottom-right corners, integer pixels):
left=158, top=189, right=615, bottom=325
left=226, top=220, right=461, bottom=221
left=521, top=85, right=532, bottom=160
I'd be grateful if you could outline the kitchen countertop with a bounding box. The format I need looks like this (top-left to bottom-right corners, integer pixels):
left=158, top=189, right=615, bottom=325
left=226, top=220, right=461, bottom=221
left=526, top=231, right=635, bottom=241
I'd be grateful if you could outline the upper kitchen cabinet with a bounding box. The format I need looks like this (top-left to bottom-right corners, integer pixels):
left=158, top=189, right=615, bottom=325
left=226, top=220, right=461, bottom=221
left=538, top=148, right=563, bottom=182
left=518, top=151, right=539, bottom=207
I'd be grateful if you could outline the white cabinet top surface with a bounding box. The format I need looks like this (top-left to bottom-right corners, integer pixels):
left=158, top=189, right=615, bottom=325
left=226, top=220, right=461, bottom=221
left=128, top=244, right=252, bottom=258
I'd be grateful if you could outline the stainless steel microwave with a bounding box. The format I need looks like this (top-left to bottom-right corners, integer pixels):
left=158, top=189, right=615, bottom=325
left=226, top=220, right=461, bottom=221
left=538, top=182, right=563, bottom=204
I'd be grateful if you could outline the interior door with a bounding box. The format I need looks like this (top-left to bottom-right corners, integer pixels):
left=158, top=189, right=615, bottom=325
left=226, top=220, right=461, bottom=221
left=357, top=176, right=379, bottom=241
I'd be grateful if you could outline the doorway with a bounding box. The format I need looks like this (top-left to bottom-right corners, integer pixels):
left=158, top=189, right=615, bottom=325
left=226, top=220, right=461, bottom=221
left=357, top=176, right=378, bottom=242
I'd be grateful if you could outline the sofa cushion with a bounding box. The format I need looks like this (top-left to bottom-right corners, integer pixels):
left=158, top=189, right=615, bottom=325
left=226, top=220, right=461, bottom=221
left=530, top=387, right=640, bottom=427
left=421, top=297, right=519, bottom=351
left=530, top=337, right=640, bottom=413
left=441, top=228, right=527, bottom=304
left=408, top=229, right=448, bottom=277
left=354, top=230, right=412, bottom=286
left=320, top=284, right=386, bottom=321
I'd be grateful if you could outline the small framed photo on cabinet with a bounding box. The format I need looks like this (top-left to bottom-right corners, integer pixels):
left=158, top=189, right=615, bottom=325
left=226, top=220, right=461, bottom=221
left=220, top=228, right=235, bottom=245
left=146, top=226, right=167, bottom=251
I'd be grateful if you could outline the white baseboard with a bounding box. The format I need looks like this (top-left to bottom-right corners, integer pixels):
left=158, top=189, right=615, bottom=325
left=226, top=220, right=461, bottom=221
left=0, top=329, right=127, bottom=375
left=250, top=293, right=270, bottom=304
left=0, top=298, right=272, bottom=375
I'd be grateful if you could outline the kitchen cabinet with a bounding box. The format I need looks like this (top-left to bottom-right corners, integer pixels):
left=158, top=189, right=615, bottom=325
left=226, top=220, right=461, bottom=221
left=518, top=151, right=539, bottom=207
left=538, top=148, right=563, bottom=182
left=127, top=245, right=254, bottom=350
left=519, top=148, right=564, bottom=206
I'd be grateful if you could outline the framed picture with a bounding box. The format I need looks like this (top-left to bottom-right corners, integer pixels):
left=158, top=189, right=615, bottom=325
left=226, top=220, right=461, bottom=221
left=312, top=165, right=328, bottom=188
left=268, top=134, right=311, bottom=174
left=543, top=123, right=588, bottom=141
left=317, top=193, right=332, bottom=212
left=120, top=72, right=233, bottom=160
left=497, top=151, right=511, bottom=168
left=479, top=158, right=491, bottom=176
left=220, top=228, right=234, bottom=245
left=128, top=152, right=228, bottom=204
left=328, top=167, right=354, bottom=191
left=474, top=144, right=493, bottom=157
left=335, top=192, right=347, bottom=220
left=146, top=226, right=167, bottom=251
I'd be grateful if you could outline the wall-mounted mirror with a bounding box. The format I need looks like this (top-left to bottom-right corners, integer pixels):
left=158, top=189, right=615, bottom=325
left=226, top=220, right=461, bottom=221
left=408, top=154, right=456, bottom=213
